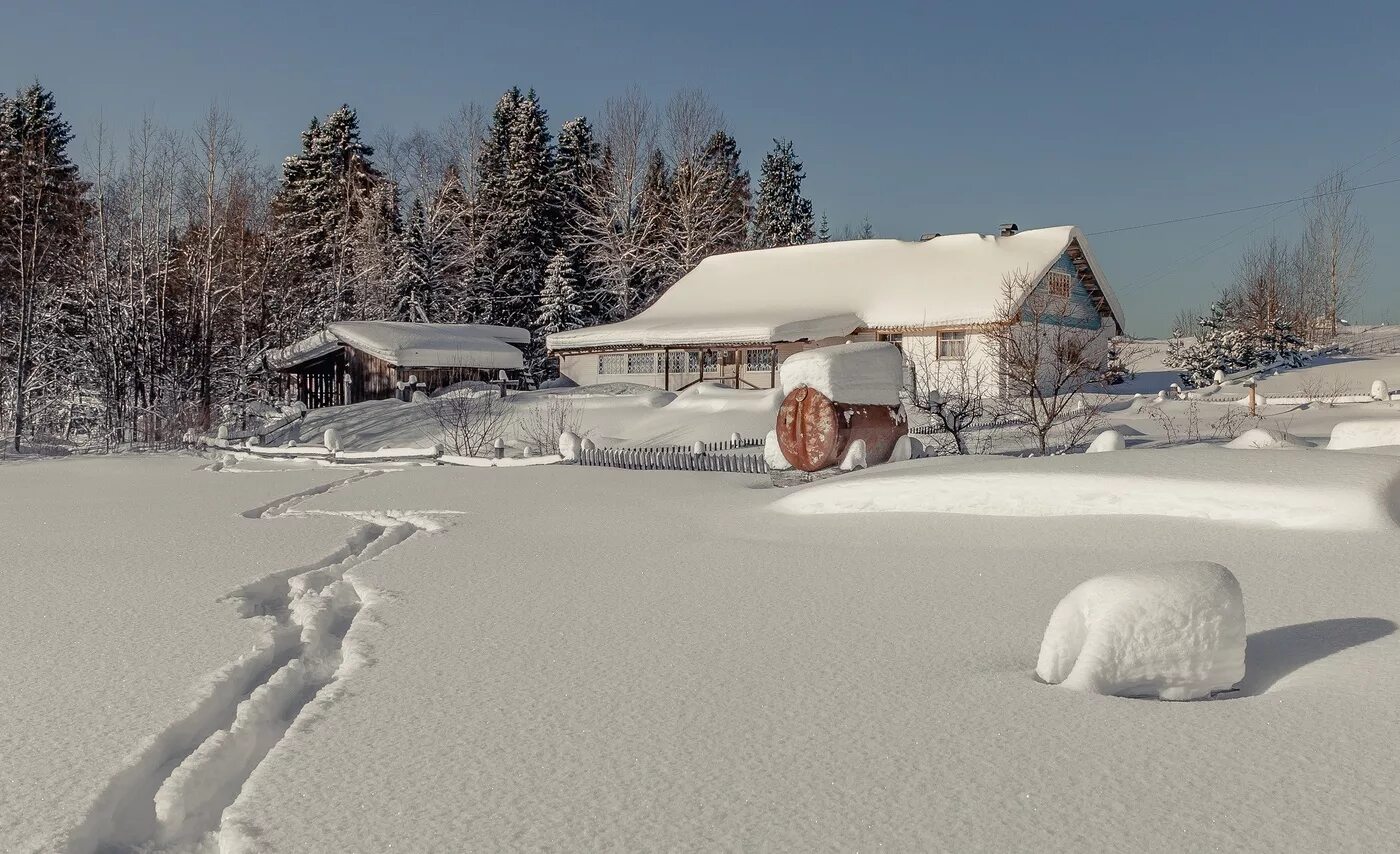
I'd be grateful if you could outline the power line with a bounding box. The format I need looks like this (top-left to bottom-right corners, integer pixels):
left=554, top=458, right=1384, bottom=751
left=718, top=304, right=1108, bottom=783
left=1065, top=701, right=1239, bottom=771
left=1085, top=174, right=1400, bottom=237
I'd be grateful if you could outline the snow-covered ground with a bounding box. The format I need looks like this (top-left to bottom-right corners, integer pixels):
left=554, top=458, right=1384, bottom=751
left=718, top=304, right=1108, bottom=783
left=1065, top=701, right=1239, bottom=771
left=9, top=338, right=1400, bottom=851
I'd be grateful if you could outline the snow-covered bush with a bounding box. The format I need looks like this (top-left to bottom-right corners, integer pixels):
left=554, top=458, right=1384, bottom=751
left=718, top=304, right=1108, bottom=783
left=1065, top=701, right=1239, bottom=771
left=513, top=395, right=587, bottom=454
left=1164, top=302, right=1309, bottom=388
left=428, top=393, right=510, bottom=457
left=558, top=431, right=582, bottom=461
left=323, top=428, right=340, bottom=451
left=1036, top=562, right=1246, bottom=700
left=1099, top=337, right=1137, bottom=386
left=1371, top=379, right=1389, bottom=401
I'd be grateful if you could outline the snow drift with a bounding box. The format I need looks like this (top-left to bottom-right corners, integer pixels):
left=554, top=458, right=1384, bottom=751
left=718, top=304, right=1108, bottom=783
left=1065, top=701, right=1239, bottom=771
left=1036, top=562, right=1246, bottom=700
left=1225, top=428, right=1314, bottom=450
left=771, top=448, right=1400, bottom=530
left=1327, top=419, right=1400, bottom=451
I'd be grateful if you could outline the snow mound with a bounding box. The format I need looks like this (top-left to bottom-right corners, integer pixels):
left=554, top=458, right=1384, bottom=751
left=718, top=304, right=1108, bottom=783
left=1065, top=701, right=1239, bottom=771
left=771, top=449, right=1400, bottom=530
left=1328, top=419, right=1400, bottom=451
left=780, top=342, right=904, bottom=405
left=889, top=434, right=922, bottom=462
left=1225, top=428, right=1314, bottom=450
left=839, top=439, right=868, bottom=471
left=1086, top=430, right=1126, bottom=453
left=1036, top=562, right=1246, bottom=700
left=764, top=430, right=792, bottom=471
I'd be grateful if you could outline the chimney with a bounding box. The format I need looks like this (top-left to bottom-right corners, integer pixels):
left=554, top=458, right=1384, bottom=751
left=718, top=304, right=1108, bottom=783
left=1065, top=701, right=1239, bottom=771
left=999, top=223, right=1019, bottom=237
left=919, top=233, right=942, bottom=241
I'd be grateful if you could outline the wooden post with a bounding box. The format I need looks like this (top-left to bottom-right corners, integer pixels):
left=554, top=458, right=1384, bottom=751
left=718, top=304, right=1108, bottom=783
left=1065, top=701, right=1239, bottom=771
left=1248, top=385, right=1257, bottom=416
left=769, top=346, right=778, bottom=389
left=664, top=347, right=671, bottom=391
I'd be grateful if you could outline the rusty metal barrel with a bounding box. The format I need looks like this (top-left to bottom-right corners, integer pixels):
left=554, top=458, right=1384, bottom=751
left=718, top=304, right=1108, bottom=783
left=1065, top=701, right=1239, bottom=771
left=776, top=385, right=906, bottom=472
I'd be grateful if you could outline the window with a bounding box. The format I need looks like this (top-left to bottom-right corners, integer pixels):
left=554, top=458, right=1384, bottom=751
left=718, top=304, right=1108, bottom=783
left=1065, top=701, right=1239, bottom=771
left=937, top=331, right=967, bottom=359
left=744, top=349, right=774, bottom=372
left=598, top=354, right=625, bottom=375
left=627, top=352, right=658, bottom=374
left=1045, top=269, right=1073, bottom=300
left=668, top=350, right=700, bottom=373
left=702, top=350, right=719, bottom=370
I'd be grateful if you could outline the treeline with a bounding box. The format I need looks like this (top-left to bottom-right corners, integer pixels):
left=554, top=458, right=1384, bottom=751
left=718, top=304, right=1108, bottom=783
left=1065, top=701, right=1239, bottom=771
left=0, top=83, right=824, bottom=450
left=1164, top=173, right=1371, bottom=387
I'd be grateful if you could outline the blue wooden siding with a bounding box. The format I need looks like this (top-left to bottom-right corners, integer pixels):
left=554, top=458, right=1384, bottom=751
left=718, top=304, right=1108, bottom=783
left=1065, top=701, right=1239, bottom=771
left=1022, top=252, right=1102, bottom=330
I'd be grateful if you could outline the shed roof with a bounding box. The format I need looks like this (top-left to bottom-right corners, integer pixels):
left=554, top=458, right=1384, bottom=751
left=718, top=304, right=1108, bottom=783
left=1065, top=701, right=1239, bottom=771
left=262, top=322, right=527, bottom=371
left=548, top=226, right=1121, bottom=350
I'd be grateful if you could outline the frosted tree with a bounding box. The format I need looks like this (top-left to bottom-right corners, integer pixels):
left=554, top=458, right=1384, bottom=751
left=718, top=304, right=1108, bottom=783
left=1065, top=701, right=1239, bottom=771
left=817, top=212, right=831, bottom=242
left=575, top=89, right=658, bottom=319
left=396, top=199, right=435, bottom=321
left=467, top=88, right=559, bottom=330
left=0, top=83, right=88, bottom=451
left=554, top=116, right=603, bottom=323
left=270, top=104, right=395, bottom=330
left=533, top=251, right=583, bottom=378
left=666, top=129, right=750, bottom=283
left=752, top=139, right=814, bottom=248
left=634, top=148, right=673, bottom=306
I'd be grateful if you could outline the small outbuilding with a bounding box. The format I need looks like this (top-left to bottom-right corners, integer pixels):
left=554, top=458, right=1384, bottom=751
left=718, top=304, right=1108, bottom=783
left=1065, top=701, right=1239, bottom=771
left=253, top=321, right=529, bottom=409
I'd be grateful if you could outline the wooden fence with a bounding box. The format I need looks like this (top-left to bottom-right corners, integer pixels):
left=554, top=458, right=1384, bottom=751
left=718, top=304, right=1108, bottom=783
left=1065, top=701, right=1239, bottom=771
left=577, top=446, right=769, bottom=474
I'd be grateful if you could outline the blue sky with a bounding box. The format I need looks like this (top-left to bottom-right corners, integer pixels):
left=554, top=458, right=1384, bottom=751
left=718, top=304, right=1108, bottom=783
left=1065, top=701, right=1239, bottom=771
left=6, top=0, right=1400, bottom=335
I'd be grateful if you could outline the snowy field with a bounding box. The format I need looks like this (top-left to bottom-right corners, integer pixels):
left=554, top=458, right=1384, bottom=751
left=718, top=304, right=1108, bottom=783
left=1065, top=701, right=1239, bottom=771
left=8, top=337, right=1400, bottom=851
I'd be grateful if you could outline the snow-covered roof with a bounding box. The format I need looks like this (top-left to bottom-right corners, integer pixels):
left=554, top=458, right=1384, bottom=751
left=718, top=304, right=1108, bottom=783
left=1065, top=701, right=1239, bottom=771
left=548, top=226, right=1122, bottom=350
left=262, top=321, right=527, bottom=371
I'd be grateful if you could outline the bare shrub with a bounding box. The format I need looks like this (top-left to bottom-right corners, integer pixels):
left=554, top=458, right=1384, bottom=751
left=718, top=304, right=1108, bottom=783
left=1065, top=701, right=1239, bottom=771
left=1297, top=374, right=1354, bottom=406
left=513, top=394, right=589, bottom=454
left=903, top=339, right=1003, bottom=454
left=1146, top=406, right=1180, bottom=444
left=986, top=271, right=1108, bottom=454
left=1210, top=406, right=1250, bottom=440
left=429, top=392, right=512, bottom=456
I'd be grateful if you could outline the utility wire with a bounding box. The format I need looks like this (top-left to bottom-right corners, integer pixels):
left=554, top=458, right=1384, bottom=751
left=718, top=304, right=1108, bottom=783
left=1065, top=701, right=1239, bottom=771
left=1085, top=174, right=1400, bottom=237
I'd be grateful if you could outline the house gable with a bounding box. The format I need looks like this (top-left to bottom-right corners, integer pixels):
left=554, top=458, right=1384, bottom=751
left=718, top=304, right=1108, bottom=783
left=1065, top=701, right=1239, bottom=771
left=1022, top=251, right=1107, bottom=331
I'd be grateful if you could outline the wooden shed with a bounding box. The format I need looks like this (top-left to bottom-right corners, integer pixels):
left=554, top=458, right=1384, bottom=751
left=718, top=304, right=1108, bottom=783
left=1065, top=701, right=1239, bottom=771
left=254, top=321, right=529, bottom=409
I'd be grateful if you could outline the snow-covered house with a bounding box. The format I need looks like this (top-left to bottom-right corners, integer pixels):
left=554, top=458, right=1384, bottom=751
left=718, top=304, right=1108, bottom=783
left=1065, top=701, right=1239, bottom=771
left=546, top=225, right=1123, bottom=396
left=254, top=321, right=529, bottom=408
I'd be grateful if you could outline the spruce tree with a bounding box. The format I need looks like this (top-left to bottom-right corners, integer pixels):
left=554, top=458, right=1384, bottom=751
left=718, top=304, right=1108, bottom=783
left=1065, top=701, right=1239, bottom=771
left=753, top=139, right=814, bottom=248
left=534, top=251, right=583, bottom=378
left=554, top=117, right=602, bottom=323
left=817, top=212, right=831, bottom=242
left=0, top=83, right=88, bottom=451
left=271, top=104, right=394, bottom=330
left=635, top=148, right=673, bottom=307
left=396, top=199, right=432, bottom=321
left=497, top=89, right=559, bottom=332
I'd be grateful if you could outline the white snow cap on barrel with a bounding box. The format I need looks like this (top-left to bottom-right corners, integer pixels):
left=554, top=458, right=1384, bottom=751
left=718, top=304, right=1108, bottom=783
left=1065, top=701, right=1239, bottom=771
left=1036, top=561, right=1246, bottom=700
left=780, top=341, right=904, bottom=405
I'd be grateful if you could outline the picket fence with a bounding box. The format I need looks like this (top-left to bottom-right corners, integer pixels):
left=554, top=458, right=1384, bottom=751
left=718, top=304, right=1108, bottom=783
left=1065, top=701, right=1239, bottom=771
left=577, top=446, right=769, bottom=474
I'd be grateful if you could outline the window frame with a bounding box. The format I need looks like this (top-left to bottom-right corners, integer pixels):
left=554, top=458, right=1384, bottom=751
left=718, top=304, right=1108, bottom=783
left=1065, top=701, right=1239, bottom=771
left=743, top=348, right=774, bottom=373
left=936, top=331, right=967, bottom=360
left=597, top=354, right=625, bottom=375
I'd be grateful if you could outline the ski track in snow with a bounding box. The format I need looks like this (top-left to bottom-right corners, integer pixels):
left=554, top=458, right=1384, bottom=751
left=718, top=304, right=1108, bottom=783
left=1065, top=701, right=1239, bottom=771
left=71, top=468, right=453, bottom=854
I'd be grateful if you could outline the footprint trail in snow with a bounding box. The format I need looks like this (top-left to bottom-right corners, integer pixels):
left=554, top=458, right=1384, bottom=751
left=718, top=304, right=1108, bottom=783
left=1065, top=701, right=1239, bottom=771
left=80, top=468, right=455, bottom=854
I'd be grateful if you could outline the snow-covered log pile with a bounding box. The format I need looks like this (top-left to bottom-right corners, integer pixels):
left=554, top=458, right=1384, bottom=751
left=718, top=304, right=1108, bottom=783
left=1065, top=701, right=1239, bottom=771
left=1036, top=562, right=1247, bottom=700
